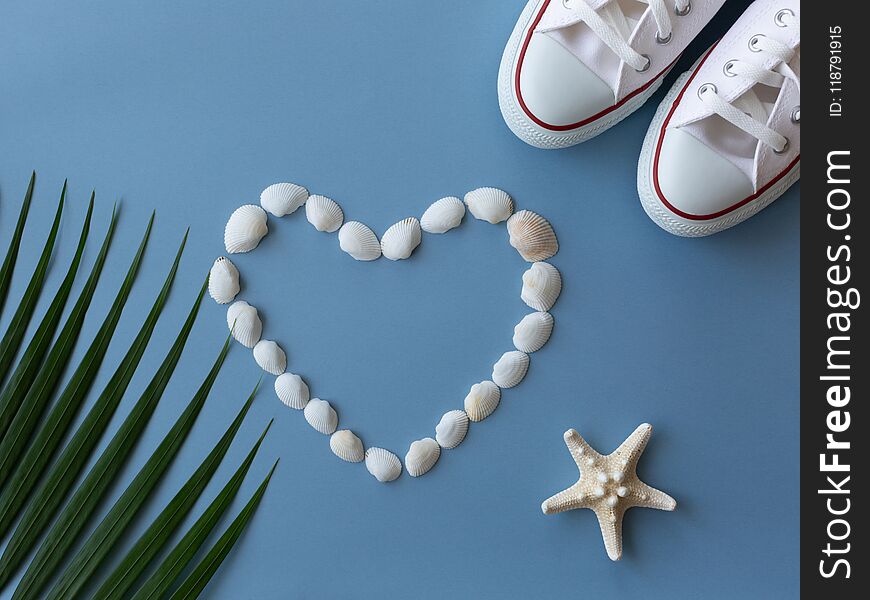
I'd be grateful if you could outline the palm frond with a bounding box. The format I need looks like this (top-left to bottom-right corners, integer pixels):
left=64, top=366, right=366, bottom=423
left=0, top=180, right=64, bottom=388
left=0, top=172, right=36, bottom=318
left=168, top=460, right=278, bottom=600
left=11, top=335, right=232, bottom=600
left=129, top=421, right=273, bottom=600
left=0, top=228, right=187, bottom=537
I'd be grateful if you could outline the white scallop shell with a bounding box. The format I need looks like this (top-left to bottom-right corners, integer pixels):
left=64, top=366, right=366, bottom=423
left=420, top=196, right=465, bottom=234
left=275, top=373, right=309, bottom=410
left=506, top=210, right=558, bottom=262
left=365, top=447, right=402, bottom=483
left=226, top=301, right=262, bottom=348
left=305, top=194, right=344, bottom=233
left=405, top=438, right=441, bottom=477
left=464, top=187, right=513, bottom=224
left=224, top=205, right=268, bottom=254
left=492, top=350, right=530, bottom=388
left=208, top=257, right=240, bottom=304
left=260, top=182, right=308, bottom=217
left=330, top=430, right=365, bottom=463
left=513, top=311, right=554, bottom=353
left=464, top=380, right=501, bottom=422
left=521, top=262, right=562, bottom=311
left=435, top=410, right=469, bottom=449
left=253, top=339, right=286, bottom=375
left=381, top=217, right=422, bottom=260
left=303, top=398, right=338, bottom=435
left=338, top=221, right=381, bottom=261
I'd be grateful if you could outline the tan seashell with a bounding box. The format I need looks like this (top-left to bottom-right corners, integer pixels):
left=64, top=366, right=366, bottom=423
left=506, top=210, right=558, bottom=262
left=464, top=380, right=501, bottom=422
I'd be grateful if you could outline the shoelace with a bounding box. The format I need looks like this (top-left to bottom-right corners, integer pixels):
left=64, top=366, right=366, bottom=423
left=698, top=9, right=800, bottom=153
left=562, top=0, right=692, bottom=72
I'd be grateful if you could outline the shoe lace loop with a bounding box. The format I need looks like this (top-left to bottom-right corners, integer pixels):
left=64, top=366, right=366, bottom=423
left=698, top=11, right=800, bottom=152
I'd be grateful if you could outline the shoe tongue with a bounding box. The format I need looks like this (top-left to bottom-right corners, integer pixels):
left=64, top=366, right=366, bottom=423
left=732, top=51, right=800, bottom=127
left=600, top=0, right=645, bottom=43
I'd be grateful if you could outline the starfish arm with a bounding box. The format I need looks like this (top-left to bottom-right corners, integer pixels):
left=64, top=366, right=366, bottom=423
left=633, top=482, right=677, bottom=511
left=594, top=508, right=624, bottom=561
left=541, top=482, right=589, bottom=514
left=563, top=429, right=599, bottom=469
left=611, top=423, right=652, bottom=470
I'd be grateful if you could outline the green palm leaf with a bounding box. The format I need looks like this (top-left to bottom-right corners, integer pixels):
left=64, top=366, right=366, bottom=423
left=130, top=423, right=274, bottom=600
left=0, top=210, right=153, bottom=487
left=0, top=228, right=187, bottom=537
left=168, top=460, right=279, bottom=600
left=0, top=171, right=36, bottom=317
left=0, top=180, right=64, bottom=387
left=89, top=390, right=266, bottom=600
left=0, top=193, right=94, bottom=446
left=11, top=335, right=232, bottom=600
left=0, top=279, right=207, bottom=590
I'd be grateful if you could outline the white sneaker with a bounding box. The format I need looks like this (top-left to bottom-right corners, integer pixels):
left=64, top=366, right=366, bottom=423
left=498, top=0, right=726, bottom=148
left=637, top=0, right=800, bottom=237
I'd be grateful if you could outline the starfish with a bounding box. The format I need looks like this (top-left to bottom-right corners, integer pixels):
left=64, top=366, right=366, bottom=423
left=541, top=424, right=676, bottom=561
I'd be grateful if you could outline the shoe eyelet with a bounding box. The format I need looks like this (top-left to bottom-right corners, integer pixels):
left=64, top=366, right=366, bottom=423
left=655, top=31, right=672, bottom=45
left=774, top=8, right=794, bottom=27
left=748, top=34, right=765, bottom=52
left=635, top=54, right=651, bottom=72
left=774, top=137, right=790, bottom=155
left=723, top=60, right=738, bottom=77
left=697, top=83, right=717, bottom=99
left=675, top=1, right=691, bottom=17
left=790, top=106, right=800, bottom=124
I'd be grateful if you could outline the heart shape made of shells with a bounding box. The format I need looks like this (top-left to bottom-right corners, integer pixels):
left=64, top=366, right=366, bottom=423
left=212, top=183, right=561, bottom=482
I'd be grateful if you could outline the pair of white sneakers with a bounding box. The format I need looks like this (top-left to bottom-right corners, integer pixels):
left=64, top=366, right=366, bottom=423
left=498, top=0, right=800, bottom=237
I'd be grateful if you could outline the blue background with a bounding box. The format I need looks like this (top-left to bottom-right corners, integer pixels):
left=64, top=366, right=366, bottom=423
left=0, top=1, right=798, bottom=598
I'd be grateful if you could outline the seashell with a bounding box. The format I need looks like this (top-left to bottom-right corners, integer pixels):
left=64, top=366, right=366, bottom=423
left=513, top=311, right=554, bottom=353
left=381, top=217, right=422, bottom=260
left=330, top=430, right=365, bottom=463
left=305, top=194, right=344, bottom=233
left=521, top=262, right=562, bottom=311
left=365, top=447, right=402, bottom=483
left=421, top=196, right=465, bottom=234
left=260, top=182, right=308, bottom=217
left=224, top=205, right=268, bottom=254
left=405, top=438, right=441, bottom=477
left=253, top=339, right=286, bottom=375
left=226, top=301, right=262, bottom=348
left=506, top=210, right=559, bottom=262
left=304, top=398, right=338, bottom=435
left=435, top=410, right=469, bottom=449
left=492, top=350, right=530, bottom=388
left=464, top=380, right=501, bottom=422
left=464, top=187, right=513, bottom=224
left=338, top=221, right=381, bottom=261
left=208, top=257, right=240, bottom=304
left=275, top=373, right=309, bottom=410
